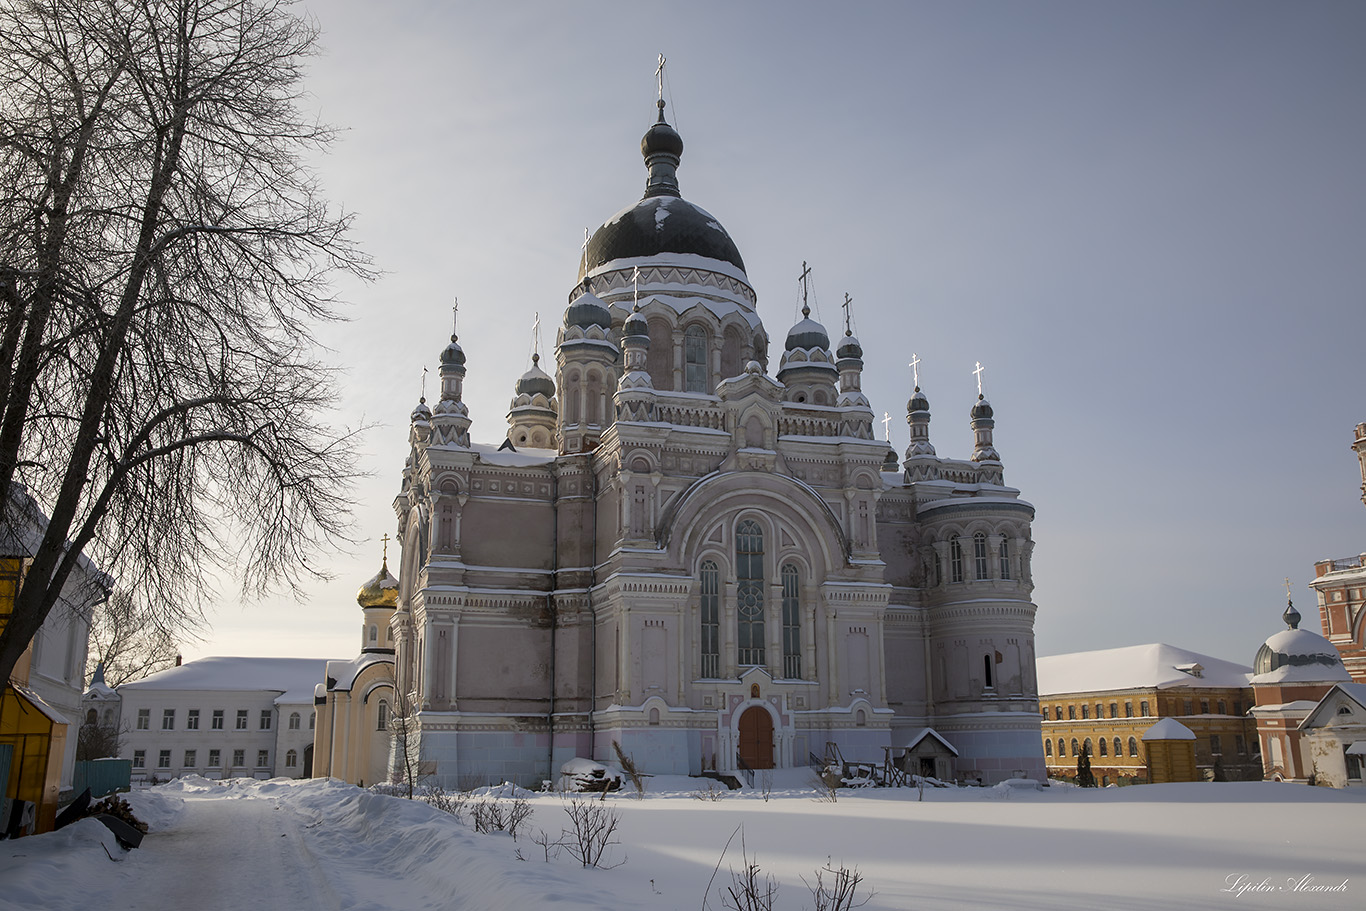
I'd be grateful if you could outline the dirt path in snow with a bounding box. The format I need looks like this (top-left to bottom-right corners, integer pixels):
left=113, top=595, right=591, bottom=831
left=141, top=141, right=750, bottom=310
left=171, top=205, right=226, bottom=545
left=125, top=795, right=343, bottom=911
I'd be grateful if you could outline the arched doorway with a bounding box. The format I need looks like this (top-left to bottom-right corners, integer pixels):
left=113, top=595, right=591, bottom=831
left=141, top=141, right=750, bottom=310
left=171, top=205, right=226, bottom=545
left=303, top=744, right=313, bottom=778
left=738, top=706, right=774, bottom=770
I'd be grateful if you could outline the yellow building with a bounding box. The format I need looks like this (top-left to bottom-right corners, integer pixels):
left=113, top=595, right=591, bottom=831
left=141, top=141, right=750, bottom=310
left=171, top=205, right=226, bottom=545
left=313, top=555, right=397, bottom=787
left=1038, top=643, right=1259, bottom=785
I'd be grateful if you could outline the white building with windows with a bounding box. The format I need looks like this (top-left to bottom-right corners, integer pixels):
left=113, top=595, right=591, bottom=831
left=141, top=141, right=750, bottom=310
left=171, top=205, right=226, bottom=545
left=115, top=657, right=330, bottom=781
left=383, top=98, right=1045, bottom=788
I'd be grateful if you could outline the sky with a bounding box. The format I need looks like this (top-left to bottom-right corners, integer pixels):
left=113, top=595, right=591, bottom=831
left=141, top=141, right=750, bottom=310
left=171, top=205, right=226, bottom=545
left=180, top=1, right=1366, bottom=672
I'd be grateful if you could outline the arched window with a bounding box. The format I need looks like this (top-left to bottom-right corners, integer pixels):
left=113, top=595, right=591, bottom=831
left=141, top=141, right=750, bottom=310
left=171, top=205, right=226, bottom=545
left=1083, top=738, right=1093, bottom=757
left=700, top=561, right=720, bottom=678
left=285, top=749, right=298, bottom=768
left=736, top=520, right=765, bottom=666
left=565, top=370, right=581, bottom=423
left=950, top=537, right=964, bottom=583
left=983, top=653, right=994, bottom=689
left=973, top=532, right=989, bottom=580
left=377, top=700, right=389, bottom=730
left=646, top=318, right=673, bottom=390
left=1058, top=739, right=1066, bottom=758
left=369, top=625, right=377, bottom=643
left=1113, top=737, right=1122, bottom=758
left=685, top=325, right=709, bottom=393
left=1071, top=738, right=1080, bottom=757
left=308, top=711, right=315, bottom=730
left=85, top=708, right=97, bottom=726
left=1128, top=737, right=1139, bottom=757
left=288, top=712, right=300, bottom=730
left=781, top=563, right=801, bottom=678
left=1045, top=739, right=1052, bottom=757
left=1098, top=738, right=1108, bottom=756
left=999, top=537, right=1011, bottom=580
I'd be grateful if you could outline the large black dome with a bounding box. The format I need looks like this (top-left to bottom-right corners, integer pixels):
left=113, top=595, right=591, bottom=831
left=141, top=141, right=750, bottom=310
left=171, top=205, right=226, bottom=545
left=577, top=101, right=746, bottom=280
left=578, top=196, right=745, bottom=279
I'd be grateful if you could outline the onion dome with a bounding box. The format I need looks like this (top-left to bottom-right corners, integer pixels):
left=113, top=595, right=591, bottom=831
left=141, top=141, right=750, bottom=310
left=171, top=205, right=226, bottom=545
left=515, top=353, right=556, bottom=398
left=440, top=333, right=465, bottom=368
left=623, top=303, right=649, bottom=339
left=785, top=317, right=830, bottom=352
left=835, top=331, right=862, bottom=360
left=970, top=395, right=993, bottom=421
left=410, top=397, right=431, bottom=422
left=357, top=559, right=399, bottom=609
left=1252, top=597, right=1351, bottom=684
left=908, top=386, right=930, bottom=413
left=578, top=100, right=745, bottom=280
left=882, top=447, right=899, bottom=472
left=565, top=288, right=612, bottom=330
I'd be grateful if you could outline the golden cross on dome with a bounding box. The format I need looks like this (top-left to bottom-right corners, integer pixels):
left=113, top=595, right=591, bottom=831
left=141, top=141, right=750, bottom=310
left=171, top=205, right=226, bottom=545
left=380, top=533, right=390, bottom=564
left=1285, top=577, right=1292, bottom=598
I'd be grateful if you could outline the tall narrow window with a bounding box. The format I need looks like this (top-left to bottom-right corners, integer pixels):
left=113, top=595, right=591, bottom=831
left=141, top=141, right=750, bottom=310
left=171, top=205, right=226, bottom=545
left=950, top=537, right=963, bottom=583
left=377, top=700, right=389, bottom=730
left=685, top=325, right=708, bottom=393
left=999, top=537, right=1011, bottom=580
left=983, top=653, right=994, bottom=689
left=781, top=563, right=801, bottom=679
left=973, top=532, right=989, bottom=580
left=700, top=561, right=720, bottom=678
left=736, top=520, right=765, bottom=666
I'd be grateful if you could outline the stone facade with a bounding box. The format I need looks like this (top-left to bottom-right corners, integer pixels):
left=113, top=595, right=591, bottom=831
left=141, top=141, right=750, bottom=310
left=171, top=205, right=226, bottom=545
left=387, top=102, right=1044, bottom=788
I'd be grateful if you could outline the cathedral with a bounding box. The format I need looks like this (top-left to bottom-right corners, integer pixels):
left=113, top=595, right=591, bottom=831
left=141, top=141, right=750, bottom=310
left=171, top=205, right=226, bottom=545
left=381, top=97, right=1045, bottom=787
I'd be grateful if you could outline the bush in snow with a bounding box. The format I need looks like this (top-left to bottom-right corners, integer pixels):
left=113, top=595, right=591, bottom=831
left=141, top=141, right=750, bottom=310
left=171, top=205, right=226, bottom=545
left=562, top=798, right=623, bottom=868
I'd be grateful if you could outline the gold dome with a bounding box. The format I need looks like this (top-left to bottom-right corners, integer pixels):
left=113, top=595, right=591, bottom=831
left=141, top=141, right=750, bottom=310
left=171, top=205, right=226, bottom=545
left=357, top=559, right=399, bottom=608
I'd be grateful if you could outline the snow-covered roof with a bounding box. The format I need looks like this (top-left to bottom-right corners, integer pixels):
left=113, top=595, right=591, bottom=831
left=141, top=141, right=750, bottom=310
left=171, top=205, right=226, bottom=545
left=471, top=442, right=557, bottom=467
left=117, top=657, right=333, bottom=697
left=324, top=654, right=393, bottom=693
left=1036, top=643, right=1253, bottom=695
left=1141, top=718, right=1196, bottom=741
left=901, top=728, right=959, bottom=756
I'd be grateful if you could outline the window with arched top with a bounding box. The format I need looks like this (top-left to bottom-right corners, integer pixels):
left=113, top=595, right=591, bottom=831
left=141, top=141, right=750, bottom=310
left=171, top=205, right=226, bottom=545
left=1113, top=737, right=1122, bottom=758
left=1098, top=738, right=1108, bottom=756
left=288, top=712, right=300, bottom=730
left=973, top=532, right=989, bottom=580
left=377, top=699, right=389, bottom=730
left=1128, top=737, right=1139, bottom=757
left=1045, top=739, right=1052, bottom=757
left=1058, top=739, right=1066, bottom=758
left=1083, top=738, right=1093, bottom=756
left=983, top=653, right=994, bottom=689
left=685, top=325, right=709, bottom=393
left=736, top=520, right=765, bottom=667
left=781, top=563, right=801, bottom=678
left=369, top=625, right=377, bottom=642
left=85, top=708, right=97, bottom=726
left=308, top=711, right=315, bottom=730
left=700, top=561, right=720, bottom=678
left=647, top=318, right=673, bottom=390
left=950, top=537, right=964, bottom=583
left=999, top=537, right=1011, bottom=580
left=1071, top=738, right=1080, bottom=757
left=285, top=749, right=298, bottom=768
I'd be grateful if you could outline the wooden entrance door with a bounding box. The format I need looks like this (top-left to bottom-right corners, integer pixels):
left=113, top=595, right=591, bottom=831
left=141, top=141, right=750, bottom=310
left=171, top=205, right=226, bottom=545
left=738, top=706, right=775, bottom=770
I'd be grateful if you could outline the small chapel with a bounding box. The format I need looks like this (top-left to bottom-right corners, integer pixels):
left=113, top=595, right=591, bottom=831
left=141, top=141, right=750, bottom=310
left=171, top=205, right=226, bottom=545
left=379, top=92, right=1046, bottom=787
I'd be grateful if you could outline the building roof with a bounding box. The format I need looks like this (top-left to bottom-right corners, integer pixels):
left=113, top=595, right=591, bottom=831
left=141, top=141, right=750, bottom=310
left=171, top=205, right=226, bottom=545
left=1251, top=627, right=1351, bottom=685
left=1036, top=643, right=1253, bottom=696
left=1142, top=717, right=1196, bottom=741
left=117, top=657, right=333, bottom=702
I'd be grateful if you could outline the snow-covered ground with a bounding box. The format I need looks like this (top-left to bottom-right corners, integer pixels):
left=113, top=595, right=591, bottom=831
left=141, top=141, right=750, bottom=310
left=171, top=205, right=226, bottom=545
left=3, top=771, right=1363, bottom=910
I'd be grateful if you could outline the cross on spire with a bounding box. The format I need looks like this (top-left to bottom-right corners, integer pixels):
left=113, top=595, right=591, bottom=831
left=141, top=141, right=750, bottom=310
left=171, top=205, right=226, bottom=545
left=420, top=366, right=427, bottom=402
left=451, top=298, right=459, bottom=340
left=632, top=265, right=641, bottom=309
left=531, top=312, right=542, bottom=365
left=909, top=352, right=921, bottom=389
left=882, top=411, right=892, bottom=441
left=1285, top=577, right=1292, bottom=598
left=380, top=533, right=390, bottom=566
left=798, top=260, right=812, bottom=318
left=842, top=292, right=854, bottom=336
left=973, top=360, right=985, bottom=397
left=656, top=54, right=667, bottom=102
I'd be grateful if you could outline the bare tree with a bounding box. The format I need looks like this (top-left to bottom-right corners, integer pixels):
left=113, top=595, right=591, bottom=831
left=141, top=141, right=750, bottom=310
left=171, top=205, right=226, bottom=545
left=85, top=589, right=180, bottom=686
left=0, top=0, right=371, bottom=684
